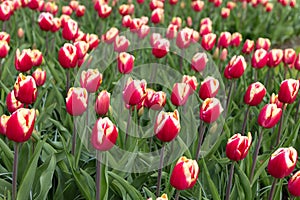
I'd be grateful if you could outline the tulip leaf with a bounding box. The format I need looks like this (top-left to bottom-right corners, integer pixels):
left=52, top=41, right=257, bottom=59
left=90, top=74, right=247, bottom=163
left=251, top=157, right=269, bottom=187
left=201, top=159, right=221, bottom=200
left=236, top=163, right=252, bottom=200
left=0, top=138, right=13, bottom=167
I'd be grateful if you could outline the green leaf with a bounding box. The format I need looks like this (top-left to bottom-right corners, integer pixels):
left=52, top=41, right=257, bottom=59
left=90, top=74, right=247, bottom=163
left=236, top=164, right=252, bottom=200
left=201, top=159, right=221, bottom=200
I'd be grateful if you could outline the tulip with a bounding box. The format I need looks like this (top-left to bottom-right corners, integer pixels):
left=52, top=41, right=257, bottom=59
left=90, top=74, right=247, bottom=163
left=220, top=48, right=228, bottom=61
left=130, top=18, right=143, bottom=32
left=80, top=69, right=102, bottom=93
left=294, top=53, right=300, bottom=71
left=270, top=93, right=283, bottom=109
left=44, top=2, right=58, bottom=15
left=191, top=0, right=204, bottom=12
left=75, top=5, right=85, bottom=17
left=218, top=32, right=231, bottom=48
left=50, top=17, right=60, bottom=32
left=152, top=38, right=170, bottom=58
left=0, top=40, right=9, bottom=58
left=38, top=12, right=53, bottom=31
left=95, top=90, right=110, bottom=116
left=242, top=39, right=254, bottom=54
left=170, top=156, right=199, bottom=190
left=60, top=14, right=70, bottom=28
left=150, top=33, right=162, bottom=47
left=169, top=0, right=178, bottom=5
left=137, top=24, right=150, bottom=39
left=91, top=117, right=118, bottom=151
left=288, top=171, right=300, bottom=197
left=226, top=133, right=252, bottom=161
left=230, top=32, right=242, bottom=47
left=69, top=0, right=79, bottom=10
left=62, top=19, right=78, bottom=41
left=199, top=24, right=212, bottom=37
left=171, top=83, right=191, bottom=106
left=244, top=82, right=266, bottom=106
left=154, top=110, right=180, bottom=142
left=171, top=17, right=182, bottom=28
left=122, top=15, right=132, bottom=28
left=13, top=74, right=37, bottom=105
left=0, top=32, right=10, bottom=43
left=201, top=33, right=216, bottom=51
left=255, top=37, right=271, bottom=50
left=114, top=36, right=130, bottom=53
left=278, top=79, right=299, bottom=104
left=6, top=108, right=36, bottom=142
left=166, top=24, right=178, bottom=40
left=283, top=48, right=296, bottom=65
left=122, top=77, right=147, bottom=106
left=149, top=0, right=164, bottom=10
left=191, top=52, right=208, bottom=72
left=58, top=43, right=78, bottom=68
left=182, top=75, right=198, bottom=92
left=267, top=49, right=283, bottom=67
left=0, top=114, right=9, bottom=135
left=62, top=6, right=72, bottom=15
left=257, top=104, right=282, bottom=128
left=0, top=3, right=11, bottom=21
left=224, top=55, right=247, bottom=79
left=31, top=49, right=43, bottom=66
left=15, top=49, right=33, bottom=72
left=200, top=98, right=223, bottom=123
left=32, top=68, right=46, bottom=87
left=199, top=76, right=219, bottom=100
left=144, top=90, right=166, bottom=110
left=151, top=8, right=164, bottom=24
left=102, top=27, right=119, bottom=44
left=268, top=147, right=297, bottom=178
left=66, top=87, right=88, bottom=116
left=221, top=7, right=230, bottom=18
left=85, top=34, right=99, bottom=50
left=97, top=4, right=112, bottom=18
left=117, top=52, right=135, bottom=74
left=200, top=17, right=212, bottom=26
left=74, top=41, right=89, bottom=59
left=176, top=28, right=192, bottom=49
left=6, top=90, right=24, bottom=113
left=227, top=1, right=236, bottom=9
left=251, top=49, right=268, bottom=69
left=118, top=4, right=131, bottom=16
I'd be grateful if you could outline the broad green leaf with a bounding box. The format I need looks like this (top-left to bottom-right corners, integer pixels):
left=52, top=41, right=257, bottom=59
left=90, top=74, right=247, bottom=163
left=201, top=159, right=221, bottom=200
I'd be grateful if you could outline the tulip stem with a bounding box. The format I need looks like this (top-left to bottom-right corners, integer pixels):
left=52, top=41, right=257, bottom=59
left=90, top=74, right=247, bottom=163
left=71, top=119, right=77, bottom=155
left=242, top=106, right=250, bottom=135
left=275, top=103, right=286, bottom=146
left=124, top=108, right=132, bottom=146
left=224, top=81, right=234, bottom=118
left=225, top=162, right=235, bottom=200
left=268, top=178, right=278, bottom=200
left=12, top=142, right=20, bottom=200
left=196, top=120, right=205, bottom=160
left=295, top=98, right=300, bottom=122
left=156, top=143, right=165, bottom=197
left=66, top=69, right=70, bottom=93
left=180, top=49, right=184, bottom=73
left=250, top=129, right=264, bottom=183
left=96, top=151, right=102, bottom=200
left=174, top=190, right=180, bottom=200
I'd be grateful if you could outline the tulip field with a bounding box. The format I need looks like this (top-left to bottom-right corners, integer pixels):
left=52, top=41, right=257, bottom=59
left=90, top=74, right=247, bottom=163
left=1, top=0, right=300, bottom=199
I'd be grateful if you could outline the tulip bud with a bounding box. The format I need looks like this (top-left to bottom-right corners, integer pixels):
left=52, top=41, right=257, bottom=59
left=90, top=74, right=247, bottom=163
left=176, top=28, right=192, bottom=49
left=230, top=32, right=242, bottom=47
left=255, top=37, right=271, bottom=50
left=154, top=109, right=180, bottom=142
left=171, top=83, right=191, bottom=106
left=201, top=33, right=216, bottom=51
left=95, top=90, right=110, bottom=116
left=14, top=74, right=37, bottom=104
left=199, top=76, right=219, bottom=100
left=199, top=24, right=212, bottom=37
left=267, top=49, right=283, bottom=67
left=200, top=98, right=223, bottom=123
left=226, top=132, right=252, bottom=161
left=0, top=40, right=9, bottom=58
left=122, top=77, right=147, bottom=106
left=75, top=5, right=85, bottom=17
left=80, top=69, right=102, bottom=93
left=50, top=17, right=61, bottom=32
left=58, top=43, right=78, bottom=68
left=31, top=49, right=43, bottom=66
left=129, top=18, right=143, bottom=32
left=66, top=87, right=88, bottom=116
left=242, top=39, right=254, bottom=54
left=258, top=104, right=282, bottom=128
left=170, top=156, right=199, bottom=190
left=62, top=5, right=72, bottom=15
left=151, top=8, right=164, bottom=24
left=267, top=147, right=297, bottom=179
left=114, top=36, right=130, bottom=53
left=117, top=52, right=135, bottom=74
left=91, top=117, right=118, bottom=151
left=102, top=27, right=119, bottom=44
left=218, top=32, right=231, bottom=48
left=283, top=48, right=296, bottom=65
left=288, top=171, right=300, bottom=197
left=69, top=0, right=79, bottom=10
left=224, top=55, right=247, bottom=79
left=220, top=48, right=228, bottom=61
left=294, top=53, right=300, bottom=71
left=38, top=12, right=53, bottom=31
left=191, top=52, right=208, bottom=72
left=290, top=0, right=296, bottom=7
left=6, top=108, right=36, bottom=142
left=122, top=15, right=132, bottom=28
left=191, top=0, right=204, bottom=12
left=32, top=68, right=46, bottom=87
left=278, top=79, right=299, bottom=104
left=227, top=1, right=236, bottom=9
left=244, top=82, right=266, bottom=106
left=251, top=48, right=268, bottom=69
left=85, top=34, right=99, bottom=50
left=150, top=33, right=162, bottom=47
left=0, top=31, right=10, bottom=43
left=149, top=0, right=164, bottom=10
left=74, top=41, right=89, bottom=59
left=15, top=49, right=33, bottom=72
left=0, top=3, right=11, bottom=21
left=265, top=2, right=273, bottom=12
left=144, top=89, right=166, bottom=110
left=6, top=91, right=24, bottom=113
left=62, top=19, right=78, bottom=41
left=137, top=24, right=150, bottom=39
left=186, top=16, right=193, bottom=27
left=221, top=7, right=230, bottom=18
left=152, top=38, right=170, bottom=58
left=97, top=4, right=112, bottom=18
left=171, top=17, right=182, bottom=28
left=182, top=75, right=198, bottom=92
left=60, top=14, right=70, bottom=28
left=0, top=114, right=9, bottom=135
left=270, top=93, right=283, bottom=109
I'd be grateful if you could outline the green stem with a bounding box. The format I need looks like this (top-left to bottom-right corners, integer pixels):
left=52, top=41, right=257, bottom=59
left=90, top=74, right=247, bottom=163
left=275, top=103, right=286, bottom=146
left=196, top=120, right=205, bottom=160
left=295, top=98, right=300, bottom=123
left=124, top=108, right=132, bottom=146
left=250, top=129, right=264, bottom=183
left=12, top=143, right=20, bottom=200
left=225, top=162, right=235, bottom=200
left=174, top=190, right=180, bottom=200
left=156, top=143, right=165, bottom=197
left=224, top=81, right=234, bottom=118
left=242, top=106, right=250, bottom=135
left=268, top=178, right=278, bottom=200
left=96, top=152, right=102, bottom=200
left=66, top=69, right=70, bottom=93
left=71, top=118, right=76, bottom=155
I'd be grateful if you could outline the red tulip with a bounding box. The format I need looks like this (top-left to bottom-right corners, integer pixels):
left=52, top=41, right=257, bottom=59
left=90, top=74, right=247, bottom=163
left=0, top=3, right=11, bottom=21
left=166, top=24, right=178, bottom=40
left=201, top=33, right=216, bottom=51
left=242, top=39, right=254, bottom=54
left=14, top=74, right=37, bottom=104
left=32, top=68, right=46, bottom=87
left=255, top=37, right=271, bottom=50
left=118, top=4, right=131, bottom=16
left=149, top=0, right=164, bottom=10
left=122, top=15, right=132, bottom=28
left=267, top=147, right=297, bottom=178
left=97, top=4, right=112, bottom=18
left=6, top=108, right=36, bottom=142
left=199, top=24, right=212, bottom=37
left=224, top=55, right=247, bottom=79
left=137, top=24, right=150, bottom=39
left=15, top=49, right=33, bottom=72
left=152, top=38, right=170, bottom=58
left=0, top=40, right=9, bottom=58
left=251, top=48, right=268, bottom=69
left=44, top=2, right=58, bottom=15
left=102, top=27, right=119, bottom=44
left=283, top=48, right=296, bottom=65
left=62, top=19, right=78, bottom=41
left=270, top=93, right=283, bottom=109
left=6, top=91, right=24, bottom=113
left=294, top=53, right=300, bottom=71
left=244, top=82, right=266, bottom=106
left=290, top=0, right=296, bottom=7
left=154, top=109, right=180, bottom=142
left=117, top=52, right=135, bottom=74
left=80, top=69, right=102, bottom=93
left=191, top=29, right=200, bottom=43
left=171, top=83, right=191, bottom=106
left=288, top=171, right=300, bottom=197
left=38, top=12, right=53, bottom=31
left=176, top=28, right=192, bottom=49
left=171, top=17, right=182, bottom=28
left=169, top=0, right=178, bottom=5
left=69, top=0, right=79, bottom=10
left=214, top=0, right=223, bottom=7
left=62, top=5, right=72, bottom=15
left=265, top=3, right=273, bottom=12
left=0, top=31, right=10, bottom=43
left=278, top=79, right=299, bottom=104
left=170, top=156, right=199, bottom=190
left=199, top=76, right=219, bottom=100
left=221, top=7, right=230, bottom=18
left=75, top=5, right=85, bottom=17
left=74, top=41, right=89, bottom=59
left=144, top=89, right=166, bottom=110
left=85, top=34, right=99, bottom=50
left=257, top=104, right=282, bottom=128
left=182, top=75, right=198, bottom=92
left=114, top=36, right=130, bottom=53
left=91, top=117, right=118, bottom=151
left=66, top=87, right=88, bottom=116
left=267, top=49, right=283, bottom=67
left=218, top=31, right=231, bottom=48
left=150, top=33, right=162, bottom=47
left=151, top=8, right=164, bottom=24
left=200, top=98, right=223, bottom=123
left=0, top=114, right=9, bottom=135
left=95, top=90, right=110, bottom=116
left=227, top=1, right=236, bottom=9
left=191, top=52, right=208, bottom=72
left=122, top=77, right=147, bottom=106
left=191, top=0, right=204, bottom=12
left=31, top=49, right=43, bottom=67
left=226, top=132, right=252, bottom=161
left=58, top=43, right=78, bottom=68
left=60, top=14, right=70, bottom=28
left=230, top=32, right=242, bottom=47
left=130, top=18, right=143, bottom=32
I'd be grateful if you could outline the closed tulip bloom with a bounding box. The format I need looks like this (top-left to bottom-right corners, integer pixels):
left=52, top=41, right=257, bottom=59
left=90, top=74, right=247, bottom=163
left=221, top=7, right=230, bottom=18
left=44, top=2, right=58, bottom=15
left=6, top=108, right=36, bottom=142
left=80, top=69, right=102, bottom=93
left=117, top=52, right=135, bottom=74
left=149, top=0, right=164, bottom=10
left=31, top=49, right=43, bottom=66
left=191, top=30, right=200, bottom=43
left=15, top=49, right=33, bottom=72
left=60, top=14, right=70, bottom=28
left=267, top=49, right=283, bottom=67
left=225, top=55, right=247, bottom=79
left=102, top=27, right=119, bottom=44
left=170, top=156, right=199, bottom=190
left=62, top=19, right=78, bottom=41
left=255, top=37, right=271, bottom=50
left=288, top=171, right=300, bottom=197
left=227, top=1, right=236, bottom=9
left=191, top=52, right=208, bottom=72
left=244, top=82, right=266, bottom=106
left=114, top=35, right=130, bottom=53
left=150, top=33, right=162, bottom=47
left=218, top=32, right=231, bottom=48
left=14, top=74, right=37, bottom=104
left=169, top=0, right=178, bottom=5
left=118, top=4, right=130, bottom=16
left=58, top=43, right=78, bottom=68
left=199, top=76, right=219, bottom=100
left=242, top=39, right=254, bottom=54
left=182, top=75, right=198, bottom=92
left=151, top=8, right=164, bottom=24
left=144, top=89, right=166, bottom=110
left=0, top=3, right=11, bottom=21
left=123, top=77, right=147, bottom=106
left=95, top=90, right=110, bottom=116
left=171, top=83, right=191, bottom=106
left=267, top=147, right=297, bottom=179
left=201, top=33, right=216, bottom=51
left=69, top=0, right=79, bottom=10
left=154, top=110, right=180, bottom=142
left=75, top=5, right=85, bottom=17
left=199, top=24, right=212, bottom=36
left=166, top=24, right=178, bottom=39
left=0, top=115, right=10, bottom=135
left=97, top=4, right=112, bottom=18
left=258, top=104, right=282, bottom=128
left=270, top=93, right=283, bottom=109
left=176, top=28, right=192, bottom=49
left=278, top=79, right=299, bottom=104
left=191, top=0, right=204, bottom=12
left=74, top=41, right=89, bottom=59
left=62, top=5, right=72, bottom=15
left=66, top=87, right=88, bottom=116
left=91, top=117, right=118, bottom=151
left=283, top=48, right=296, bottom=65
left=32, top=68, right=46, bottom=87
left=251, top=49, right=268, bottom=69
left=38, top=12, right=53, bottom=31
left=220, top=48, right=228, bottom=61
left=0, top=40, right=9, bottom=58
left=137, top=24, right=150, bottom=39
left=129, top=18, right=143, bottom=32
left=122, top=15, right=132, bottom=28
left=0, top=32, right=10, bottom=43
left=85, top=34, right=99, bottom=50
left=200, top=17, right=212, bottom=26
left=152, top=38, right=170, bottom=58
left=226, top=132, right=252, bottom=161
left=49, top=17, right=60, bottom=32
left=294, top=53, right=300, bottom=71
left=230, top=32, right=242, bottom=47
left=6, top=91, right=24, bottom=113
left=200, top=98, right=223, bottom=123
